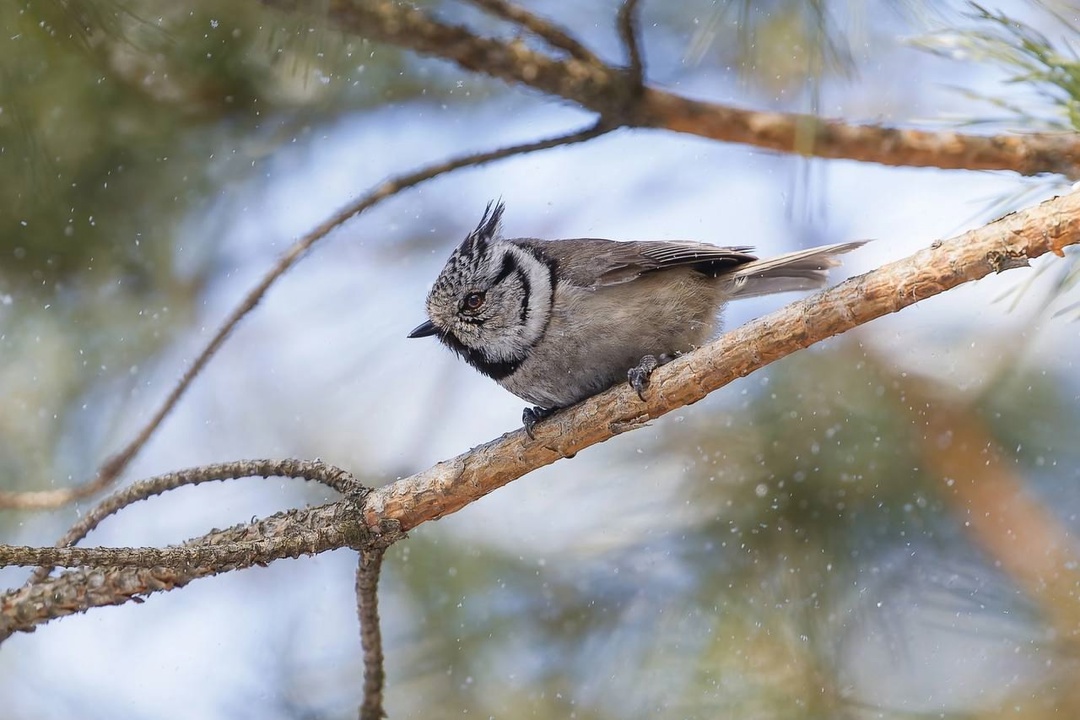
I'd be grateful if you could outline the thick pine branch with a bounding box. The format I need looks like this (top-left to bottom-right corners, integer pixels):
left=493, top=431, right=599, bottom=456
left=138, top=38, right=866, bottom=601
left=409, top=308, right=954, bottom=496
left=262, top=0, right=1080, bottom=177
left=362, top=190, right=1080, bottom=529
left=4, top=188, right=1079, bottom=638
left=0, top=502, right=365, bottom=639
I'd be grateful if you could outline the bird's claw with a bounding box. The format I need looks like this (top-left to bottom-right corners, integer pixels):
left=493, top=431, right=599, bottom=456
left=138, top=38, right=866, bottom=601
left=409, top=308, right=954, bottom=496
left=627, top=355, right=658, bottom=400
left=627, top=353, right=676, bottom=401
left=522, top=406, right=554, bottom=439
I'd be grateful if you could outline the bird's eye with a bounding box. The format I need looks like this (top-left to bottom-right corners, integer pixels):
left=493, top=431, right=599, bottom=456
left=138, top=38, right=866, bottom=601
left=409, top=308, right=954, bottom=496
left=462, top=291, right=486, bottom=312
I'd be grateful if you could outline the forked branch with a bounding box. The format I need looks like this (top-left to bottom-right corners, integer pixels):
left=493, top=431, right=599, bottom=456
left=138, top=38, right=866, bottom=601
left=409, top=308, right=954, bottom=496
left=263, top=0, right=1080, bottom=177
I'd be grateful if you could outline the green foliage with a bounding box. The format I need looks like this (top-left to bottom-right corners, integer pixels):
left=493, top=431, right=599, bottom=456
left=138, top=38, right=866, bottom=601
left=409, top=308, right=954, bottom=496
left=917, top=2, right=1080, bottom=131
left=0, top=0, right=440, bottom=290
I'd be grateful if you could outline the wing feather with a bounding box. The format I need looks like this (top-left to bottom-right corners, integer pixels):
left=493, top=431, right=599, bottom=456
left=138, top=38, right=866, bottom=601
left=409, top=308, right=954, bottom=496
left=509, top=237, right=866, bottom=293
left=511, top=238, right=758, bottom=288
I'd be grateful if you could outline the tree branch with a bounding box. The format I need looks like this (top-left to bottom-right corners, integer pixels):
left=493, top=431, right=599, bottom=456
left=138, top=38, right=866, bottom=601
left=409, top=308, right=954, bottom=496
left=357, top=546, right=389, bottom=720
left=464, top=0, right=603, bottom=67
left=261, top=0, right=1080, bottom=177
left=617, top=0, right=644, bottom=90
left=27, top=459, right=361, bottom=584
left=7, top=0, right=1075, bottom=513
left=4, top=189, right=1078, bottom=639
left=360, top=189, right=1080, bottom=530
left=0, top=500, right=366, bottom=639
left=3, top=538, right=330, bottom=570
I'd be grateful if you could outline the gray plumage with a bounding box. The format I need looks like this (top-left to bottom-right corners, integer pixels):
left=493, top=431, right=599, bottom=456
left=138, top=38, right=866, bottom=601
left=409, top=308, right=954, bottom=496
left=409, top=202, right=865, bottom=426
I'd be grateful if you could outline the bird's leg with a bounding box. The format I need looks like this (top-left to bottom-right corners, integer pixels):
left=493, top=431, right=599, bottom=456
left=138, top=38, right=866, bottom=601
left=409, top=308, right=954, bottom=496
left=522, top=406, right=555, bottom=439
left=628, top=353, right=677, bottom=401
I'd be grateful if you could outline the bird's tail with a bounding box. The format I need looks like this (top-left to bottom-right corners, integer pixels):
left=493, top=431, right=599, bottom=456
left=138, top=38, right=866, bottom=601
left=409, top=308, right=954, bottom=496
left=728, top=240, right=868, bottom=299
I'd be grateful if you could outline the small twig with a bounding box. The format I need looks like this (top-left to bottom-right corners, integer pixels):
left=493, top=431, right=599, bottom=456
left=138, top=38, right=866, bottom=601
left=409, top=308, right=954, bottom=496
left=617, top=0, right=644, bottom=91
left=28, top=459, right=360, bottom=584
left=357, top=546, right=388, bottom=720
left=1, top=538, right=328, bottom=570
left=350, top=501, right=403, bottom=720
left=0, top=121, right=612, bottom=512
left=464, top=0, right=602, bottom=67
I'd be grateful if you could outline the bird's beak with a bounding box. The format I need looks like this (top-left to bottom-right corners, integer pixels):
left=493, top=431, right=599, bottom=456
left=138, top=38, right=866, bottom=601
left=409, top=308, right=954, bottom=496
left=408, top=320, right=439, bottom=339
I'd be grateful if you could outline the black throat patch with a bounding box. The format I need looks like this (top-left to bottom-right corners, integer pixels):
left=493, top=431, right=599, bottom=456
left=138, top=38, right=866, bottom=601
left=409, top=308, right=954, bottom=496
left=438, top=331, right=523, bottom=381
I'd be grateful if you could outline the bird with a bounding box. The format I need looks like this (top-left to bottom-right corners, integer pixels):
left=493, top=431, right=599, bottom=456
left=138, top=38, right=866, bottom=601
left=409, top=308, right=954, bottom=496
left=409, top=201, right=865, bottom=437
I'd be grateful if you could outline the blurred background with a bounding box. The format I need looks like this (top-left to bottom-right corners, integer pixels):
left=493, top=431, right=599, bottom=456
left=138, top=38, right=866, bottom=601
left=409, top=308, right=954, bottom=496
left=2, top=0, right=1080, bottom=718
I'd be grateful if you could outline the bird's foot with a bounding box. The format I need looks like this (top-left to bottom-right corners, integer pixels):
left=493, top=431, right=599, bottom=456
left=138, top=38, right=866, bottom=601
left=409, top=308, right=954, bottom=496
left=627, top=353, right=676, bottom=401
left=522, top=406, right=554, bottom=439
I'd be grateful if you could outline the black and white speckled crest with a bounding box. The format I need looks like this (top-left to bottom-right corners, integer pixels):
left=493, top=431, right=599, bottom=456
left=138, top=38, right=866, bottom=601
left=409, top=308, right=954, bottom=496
left=429, top=200, right=505, bottom=300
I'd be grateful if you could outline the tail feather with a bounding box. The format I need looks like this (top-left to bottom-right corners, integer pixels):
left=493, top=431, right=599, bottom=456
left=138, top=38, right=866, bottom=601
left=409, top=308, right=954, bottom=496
left=728, top=240, right=867, bottom=299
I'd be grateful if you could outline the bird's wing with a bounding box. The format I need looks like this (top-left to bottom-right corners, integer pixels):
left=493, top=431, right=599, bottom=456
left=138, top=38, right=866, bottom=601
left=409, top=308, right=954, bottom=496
left=511, top=238, right=758, bottom=288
